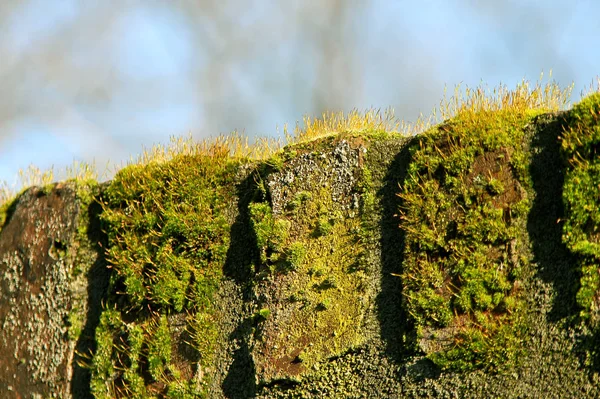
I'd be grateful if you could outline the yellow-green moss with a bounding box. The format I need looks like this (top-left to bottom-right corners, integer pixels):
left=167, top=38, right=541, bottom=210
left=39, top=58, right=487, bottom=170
left=252, top=185, right=367, bottom=373
left=249, top=138, right=372, bottom=380
left=399, top=108, right=547, bottom=371
left=561, top=92, right=600, bottom=323
left=91, top=308, right=123, bottom=397
left=0, top=195, right=18, bottom=229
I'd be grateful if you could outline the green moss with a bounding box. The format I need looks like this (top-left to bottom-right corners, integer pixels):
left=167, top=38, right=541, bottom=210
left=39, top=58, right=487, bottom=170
left=92, top=152, right=242, bottom=397
left=399, top=108, right=544, bottom=371
left=0, top=194, right=18, bottom=230
left=148, top=315, right=172, bottom=380
left=120, top=323, right=148, bottom=398
left=561, top=92, right=600, bottom=322
left=314, top=215, right=334, bottom=237
left=67, top=310, right=84, bottom=341
left=254, top=308, right=271, bottom=321
left=486, top=176, right=505, bottom=195
left=62, top=180, right=103, bottom=346
left=250, top=201, right=291, bottom=269
left=42, top=183, right=54, bottom=195
left=286, top=242, right=307, bottom=270
left=428, top=317, right=525, bottom=371
left=91, top=309, right=123, bottom=398
left=188, top=311, right=218, bottom=378
left=286, top=191, right=312, bottom=212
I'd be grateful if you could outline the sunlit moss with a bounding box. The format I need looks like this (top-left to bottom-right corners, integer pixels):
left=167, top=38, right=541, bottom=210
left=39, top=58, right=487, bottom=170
left=561, top=92, right=600, bottom=323
left=399, top=106, right=546, bottom=371
left=248, top=146, right=370, bottom=380
left=92, top=148, right=242, bottom=397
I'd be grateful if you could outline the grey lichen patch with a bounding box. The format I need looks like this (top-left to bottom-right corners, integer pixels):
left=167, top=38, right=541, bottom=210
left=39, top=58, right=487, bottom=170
left=0, top=183, right=91, bottom=398
left=267, top=139, right=363, bottom=215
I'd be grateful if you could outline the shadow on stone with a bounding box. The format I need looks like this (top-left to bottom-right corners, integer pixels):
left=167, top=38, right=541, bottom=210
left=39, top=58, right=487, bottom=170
left=376, top=139, right=417, bottom=364
left=222, top=318, right=257, bottom=399
left=221, top=169, right=267, bottom=398
left=71, top=195, right=111, bottom=398
left=223, top=169, right=261, bottom=291
left=527, top=112, right=579, bottom=322
left=403, top=357, right=441, bottom=382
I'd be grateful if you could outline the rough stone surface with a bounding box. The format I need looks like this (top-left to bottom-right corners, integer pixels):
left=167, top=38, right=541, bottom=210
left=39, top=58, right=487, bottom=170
left=267, top=139, right=361, bottom=216
left=1, top=111, right=600, bottom=398
left=0, top=183, right=107, bottom=399
left=0, top=185, right=82, bottom=398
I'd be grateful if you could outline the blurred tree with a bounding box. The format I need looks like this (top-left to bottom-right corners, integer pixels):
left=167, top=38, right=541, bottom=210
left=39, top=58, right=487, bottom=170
left=0, top=1, right=366, bottom=148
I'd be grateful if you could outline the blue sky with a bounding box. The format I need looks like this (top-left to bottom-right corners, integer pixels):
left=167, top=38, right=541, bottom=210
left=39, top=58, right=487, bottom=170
left=0, top=0, right=598, bottom=185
